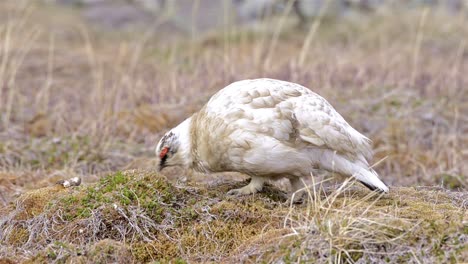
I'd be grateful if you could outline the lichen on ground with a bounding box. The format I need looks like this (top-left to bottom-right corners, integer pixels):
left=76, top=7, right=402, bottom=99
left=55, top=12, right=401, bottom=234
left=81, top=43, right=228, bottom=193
left=0, top=170, right=466, bottom=263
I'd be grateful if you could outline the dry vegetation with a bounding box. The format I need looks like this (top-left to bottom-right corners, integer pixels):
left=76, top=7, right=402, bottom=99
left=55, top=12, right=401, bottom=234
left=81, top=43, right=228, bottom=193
left=0, top=1, right=467, bottom=263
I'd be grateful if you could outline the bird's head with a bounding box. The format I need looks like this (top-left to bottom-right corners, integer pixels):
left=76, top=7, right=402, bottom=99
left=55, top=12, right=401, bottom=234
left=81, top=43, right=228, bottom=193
left=155, top=118, right=192, bottom=171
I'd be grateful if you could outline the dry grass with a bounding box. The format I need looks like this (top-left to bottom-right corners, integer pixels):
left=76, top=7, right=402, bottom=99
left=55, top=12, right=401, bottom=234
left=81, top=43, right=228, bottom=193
left=0, top=1, right=467, bottom=263
left=0, top=170, right=466, bottom=263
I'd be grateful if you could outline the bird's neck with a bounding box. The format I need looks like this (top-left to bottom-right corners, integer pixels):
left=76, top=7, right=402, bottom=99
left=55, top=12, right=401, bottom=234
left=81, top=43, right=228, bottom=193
left=172, top=117, right=193, bottom=168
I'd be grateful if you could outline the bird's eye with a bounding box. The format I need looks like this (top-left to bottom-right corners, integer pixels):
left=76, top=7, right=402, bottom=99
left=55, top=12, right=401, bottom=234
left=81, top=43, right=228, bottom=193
left=160, top=147, right=169, bottom=159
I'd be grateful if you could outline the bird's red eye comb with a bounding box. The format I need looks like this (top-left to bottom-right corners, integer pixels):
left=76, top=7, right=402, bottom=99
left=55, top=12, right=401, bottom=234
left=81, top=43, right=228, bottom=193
left=160, top=147, right=169, bottom=159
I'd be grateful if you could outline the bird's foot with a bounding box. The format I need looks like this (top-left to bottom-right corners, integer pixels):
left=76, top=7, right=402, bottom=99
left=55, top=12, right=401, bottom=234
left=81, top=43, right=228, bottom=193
left=227, top=177, right=264, bottom=196
left=288, top=191, right=306, bottom=204
left=227, top=186, right=258, bottom=196
left=288, top=177, right=307, bottom=204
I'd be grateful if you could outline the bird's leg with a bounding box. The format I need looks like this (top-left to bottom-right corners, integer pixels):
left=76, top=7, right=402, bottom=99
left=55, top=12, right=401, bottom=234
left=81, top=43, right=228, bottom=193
left=289, top=177, right=306, bottom=203
left=227, top=176, right=265, bottom=196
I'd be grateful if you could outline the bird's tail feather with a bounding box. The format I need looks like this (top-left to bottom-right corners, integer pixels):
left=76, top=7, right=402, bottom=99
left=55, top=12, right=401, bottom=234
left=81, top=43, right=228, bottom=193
left=314, top=150, right=389, bottom=193
left=354, top=168, right=389, bottom=193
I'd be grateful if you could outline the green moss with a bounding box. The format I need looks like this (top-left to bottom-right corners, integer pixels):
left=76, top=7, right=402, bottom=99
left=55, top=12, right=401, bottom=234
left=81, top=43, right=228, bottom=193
left=54, top=171, right=178, bottom=221
left=100, top=171, right=128, bottom=193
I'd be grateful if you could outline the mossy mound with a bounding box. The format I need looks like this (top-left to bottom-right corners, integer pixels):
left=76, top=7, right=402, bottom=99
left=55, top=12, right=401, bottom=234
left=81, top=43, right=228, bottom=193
left=0, top=170, right=285, bottom=262
left=237, top=187, right=467, bottom=263
left=0, top=170, right=466, bottom=263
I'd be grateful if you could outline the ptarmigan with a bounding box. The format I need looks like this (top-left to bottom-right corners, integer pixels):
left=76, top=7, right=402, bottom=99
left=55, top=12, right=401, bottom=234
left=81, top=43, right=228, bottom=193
left=155, top=78, right=389, bottom=199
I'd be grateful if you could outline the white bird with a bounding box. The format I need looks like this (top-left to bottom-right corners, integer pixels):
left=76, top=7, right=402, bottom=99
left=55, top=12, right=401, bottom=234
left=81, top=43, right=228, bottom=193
left=155, top=78, right=389, bottom=199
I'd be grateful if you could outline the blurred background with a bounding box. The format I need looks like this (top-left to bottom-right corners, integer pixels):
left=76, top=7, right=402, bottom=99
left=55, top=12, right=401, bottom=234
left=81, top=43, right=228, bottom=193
left=0, top=0, right=467, bottom=206
left=38, top=0, right=468, bottom=31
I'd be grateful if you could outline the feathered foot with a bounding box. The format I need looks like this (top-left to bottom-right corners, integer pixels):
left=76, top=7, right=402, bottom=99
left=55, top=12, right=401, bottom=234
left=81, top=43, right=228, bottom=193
left=289, top=177, right=307, bottom=203
left=227, top=176, right=265, bottom=196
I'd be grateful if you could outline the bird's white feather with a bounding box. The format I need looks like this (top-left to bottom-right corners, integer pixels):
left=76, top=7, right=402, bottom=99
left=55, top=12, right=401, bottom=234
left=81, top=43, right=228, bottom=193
left=162, top=78, right=388, bottom=193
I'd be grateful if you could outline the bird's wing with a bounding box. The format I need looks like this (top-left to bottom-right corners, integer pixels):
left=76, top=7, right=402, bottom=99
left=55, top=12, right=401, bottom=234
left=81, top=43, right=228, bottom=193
left=204, top=78, right=372, bottom=159
left=292, top=94, right=373, bottom=160
left=204, top=79, right=309, bottom=140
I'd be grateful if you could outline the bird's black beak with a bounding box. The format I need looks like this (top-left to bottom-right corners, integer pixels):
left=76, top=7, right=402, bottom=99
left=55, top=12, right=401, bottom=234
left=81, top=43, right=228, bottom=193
left=158, top=156, right=167, bottom=172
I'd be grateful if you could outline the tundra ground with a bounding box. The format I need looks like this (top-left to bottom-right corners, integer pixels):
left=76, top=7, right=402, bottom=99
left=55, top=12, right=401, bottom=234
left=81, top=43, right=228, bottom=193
left=0, top=2, right=466, bottom=263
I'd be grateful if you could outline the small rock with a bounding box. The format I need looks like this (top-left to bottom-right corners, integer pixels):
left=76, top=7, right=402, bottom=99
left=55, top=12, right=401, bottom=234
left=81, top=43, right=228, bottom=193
left=57, top=177, right=82, bottom=188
